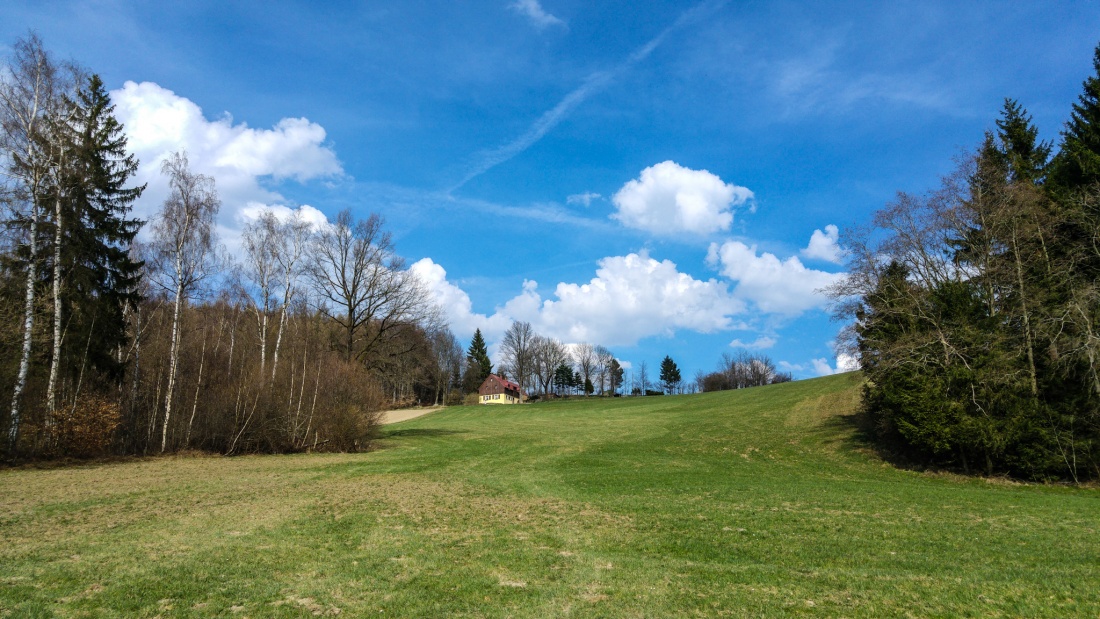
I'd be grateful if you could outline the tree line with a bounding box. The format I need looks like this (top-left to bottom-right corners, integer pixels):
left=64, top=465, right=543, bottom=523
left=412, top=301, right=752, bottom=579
left=0, top=35, right=456, bottom=458
left=830, top=43, right=1100, bottom=481
left=461, top=323, right=627, bottom=399
left=694, top=350, right=792, bottom=393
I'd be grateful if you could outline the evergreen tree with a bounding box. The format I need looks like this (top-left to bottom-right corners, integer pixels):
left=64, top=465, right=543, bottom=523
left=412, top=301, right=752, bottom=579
left=659, top=355, right=681, bottom=395
left=55, top=74, right=145, bottom=383
left=994, top=99, right=1051, bottom=184
left=466, top=328, right=492, bottom=383
left=553, top=362, right=574, bottom=395
left=1050, top=42, right=1100, bottom=192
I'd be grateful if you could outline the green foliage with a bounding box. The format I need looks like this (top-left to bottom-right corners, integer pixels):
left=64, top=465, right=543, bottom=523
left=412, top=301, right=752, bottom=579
left=848, top=62, right=1100, bottom=480
left=466, top=328, right=492, bottom=384
left=658, top=355, right=681, bottom=394
left=1049, top=43, right=1100, bottom=192
left=54, top=74, right=145, bottom=383
left=553, top=362, right=574, bottom=395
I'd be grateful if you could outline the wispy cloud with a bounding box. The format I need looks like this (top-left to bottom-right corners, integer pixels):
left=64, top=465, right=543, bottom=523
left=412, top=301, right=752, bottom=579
left=346, top=180, right=614, bottom=233
left=449, top=0, right=729, bottom=193
left=567, top=191, right=602, bottom=206
left=509, top=0, right=566, bottom=30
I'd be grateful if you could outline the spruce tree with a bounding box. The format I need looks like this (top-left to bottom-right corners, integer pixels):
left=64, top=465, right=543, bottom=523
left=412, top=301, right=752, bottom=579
left=57, top=74, right=145, bottom=384
left=466, top=328, right=492, bottom=383
left=994, top=99, right=1051, bottom=184
left=659, top=355, right=681, bottom=395
left=1050, top=43, right=1100, bottom=192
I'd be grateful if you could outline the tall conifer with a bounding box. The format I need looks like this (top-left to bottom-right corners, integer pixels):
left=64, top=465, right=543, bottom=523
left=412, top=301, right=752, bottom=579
left=466, top=328, right=492, bottom=383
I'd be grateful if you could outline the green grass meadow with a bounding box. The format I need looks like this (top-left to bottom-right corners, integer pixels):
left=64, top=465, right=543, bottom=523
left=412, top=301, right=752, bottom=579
left=1, top=373, right=1097, bottom=617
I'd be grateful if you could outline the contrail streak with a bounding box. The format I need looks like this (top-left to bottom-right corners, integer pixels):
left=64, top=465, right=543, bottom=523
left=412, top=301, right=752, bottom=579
left=448, top=0, right=728, bottom=193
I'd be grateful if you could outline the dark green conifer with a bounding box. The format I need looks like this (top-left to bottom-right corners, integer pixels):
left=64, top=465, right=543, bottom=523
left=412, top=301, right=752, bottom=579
left=466, top=328, right=492, bottom=383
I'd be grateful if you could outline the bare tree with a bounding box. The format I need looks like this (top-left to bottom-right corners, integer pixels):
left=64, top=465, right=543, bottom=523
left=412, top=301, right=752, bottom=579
left=308, top=209, right=437, bottom=368
left=594, top=345, right=613, bottom=395
left=532, top=335, right=567, bottom=396
left=500, top=321, right=535, bottom=396
left=150, top=151, right=221, bottom=452
left=573, top=342, right=596, bottom=397
left=430, top=327, right=463, bottom=405
left=240, top=211, right=279, bottom=376
left=637, top=361, right=649, bottom=395
left=269, top=210, right=311, bottom=382
left=0, top=34, right=72, bottom=448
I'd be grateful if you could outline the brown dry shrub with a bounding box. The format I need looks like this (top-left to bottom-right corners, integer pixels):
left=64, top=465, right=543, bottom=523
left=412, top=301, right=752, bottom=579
left=53, top=393, right=121, bottom=458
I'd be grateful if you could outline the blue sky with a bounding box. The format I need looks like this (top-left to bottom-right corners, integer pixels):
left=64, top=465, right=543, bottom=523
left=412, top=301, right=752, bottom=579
left=5, top=1, right=1100, bottom=382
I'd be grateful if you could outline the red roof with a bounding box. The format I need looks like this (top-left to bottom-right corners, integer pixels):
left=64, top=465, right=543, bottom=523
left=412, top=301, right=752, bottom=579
left=480, top=374, right=523, bottom=394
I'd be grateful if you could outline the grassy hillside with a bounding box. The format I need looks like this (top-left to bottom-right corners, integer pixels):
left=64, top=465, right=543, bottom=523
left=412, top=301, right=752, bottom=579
left=1, top=373, right=1097, bottom=617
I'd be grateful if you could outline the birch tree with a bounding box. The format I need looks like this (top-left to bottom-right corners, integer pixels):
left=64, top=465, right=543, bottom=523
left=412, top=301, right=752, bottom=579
left=269, top=210, right=311, bottom=381
left=0, top=34, right=71, bottom=450
left=151, top=151, right=220, bottom=452
left=240, top=211, right=279, bottom=376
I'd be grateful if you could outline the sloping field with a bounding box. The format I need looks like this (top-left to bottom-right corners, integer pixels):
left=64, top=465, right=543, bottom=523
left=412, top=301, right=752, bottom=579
left=1, top=373, right=1097, bottom=617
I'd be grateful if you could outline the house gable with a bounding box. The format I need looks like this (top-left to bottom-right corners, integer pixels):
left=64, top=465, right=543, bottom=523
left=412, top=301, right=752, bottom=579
left=478, top=374, right=524, bottom=404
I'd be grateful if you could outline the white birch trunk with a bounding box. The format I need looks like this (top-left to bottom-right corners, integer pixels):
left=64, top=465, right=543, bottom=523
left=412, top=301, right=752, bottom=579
left=46, top=165, right=65, bottom=421
left=9, top=207, right=40, bottom=450
left=270, top=307, right=287, bottom=383
left=185, top=327, right=207, bottom=446
left=161, top=260, right=184, bottom=453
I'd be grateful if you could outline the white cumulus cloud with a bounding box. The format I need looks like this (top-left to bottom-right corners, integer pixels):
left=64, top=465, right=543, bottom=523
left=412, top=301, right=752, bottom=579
left=811, top=353, right=860, bottom=376
left=534, top=252, right=744, bottom=345
left=509, top=0, right=566, bottom=29
left=110, top=81, right=342, bottom=240
left=801, top=224, right=845, bottom=263
left=409, top=258, right=511, bottom=341
left=412, top=251, right=744, bottom=351
left=707, top=240, right=844, bottom=315
left=238, top=203, right=330, bottom=230
left=612, top=161, right=753, bottom=236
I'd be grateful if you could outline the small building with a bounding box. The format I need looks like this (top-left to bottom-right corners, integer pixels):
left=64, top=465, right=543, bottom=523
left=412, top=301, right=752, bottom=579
left=478, top=374, right=524, bottom=405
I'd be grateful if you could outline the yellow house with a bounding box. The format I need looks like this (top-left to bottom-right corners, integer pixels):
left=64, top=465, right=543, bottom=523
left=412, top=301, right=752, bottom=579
left=478, top=374, right=523, bottom=404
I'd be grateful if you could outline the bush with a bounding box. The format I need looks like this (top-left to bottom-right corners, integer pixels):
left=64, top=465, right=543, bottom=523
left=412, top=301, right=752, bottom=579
left=53, top=393, right=121, bottom=458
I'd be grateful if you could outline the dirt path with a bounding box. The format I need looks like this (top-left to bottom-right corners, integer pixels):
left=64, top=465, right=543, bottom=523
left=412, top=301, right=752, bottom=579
left=378, top=406, right=443, bottom=425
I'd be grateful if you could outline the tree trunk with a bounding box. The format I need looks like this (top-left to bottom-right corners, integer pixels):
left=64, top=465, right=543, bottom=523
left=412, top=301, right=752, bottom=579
left=270, top=307, right=287, bottom=382
left=9, top=205, right=40, bottom=452
left=46, top=175, right=65, bottom=424
left=161, top=270, right=184, bottom=453
left=1012, top=227, right=1039, bottom=399
left=185, top=327, right=208, bottom=447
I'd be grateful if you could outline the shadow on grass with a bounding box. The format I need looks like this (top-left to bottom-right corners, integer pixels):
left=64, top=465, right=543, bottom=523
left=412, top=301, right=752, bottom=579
left=817, top=409, right=880, bottom=456
left=819, top=406, right=975, bottom=478
left=380, top=428, right=467, bottom=439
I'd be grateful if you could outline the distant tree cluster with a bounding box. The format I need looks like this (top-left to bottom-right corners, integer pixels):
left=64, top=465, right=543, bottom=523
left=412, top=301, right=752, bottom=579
left=0, top=36, right=453, bottom=458
left=487, top=321, right=624, bottom=399
left=831, top=44, right=1100, bottom=481
left=695, top=350, right=792, bottom=393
